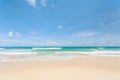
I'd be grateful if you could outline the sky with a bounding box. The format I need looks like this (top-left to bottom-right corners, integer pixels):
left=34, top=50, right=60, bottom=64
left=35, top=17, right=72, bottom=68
left=0, top=0, right=120, bottom=46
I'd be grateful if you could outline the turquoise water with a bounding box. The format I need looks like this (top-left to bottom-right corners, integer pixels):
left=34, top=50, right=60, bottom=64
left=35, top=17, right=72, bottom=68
left=0, top=46, right=120, bottom=51
left=0, top=46, right=120, bottom=61
left=0, top=46, right=120, bottom=54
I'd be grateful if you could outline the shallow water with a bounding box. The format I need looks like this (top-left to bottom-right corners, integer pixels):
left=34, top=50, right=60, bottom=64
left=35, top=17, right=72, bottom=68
left=0, top=46, right=120, bottom=61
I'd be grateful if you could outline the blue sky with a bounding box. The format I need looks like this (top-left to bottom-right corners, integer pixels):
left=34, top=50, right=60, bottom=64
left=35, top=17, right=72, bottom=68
left=0, top=0, right=120, bottom=46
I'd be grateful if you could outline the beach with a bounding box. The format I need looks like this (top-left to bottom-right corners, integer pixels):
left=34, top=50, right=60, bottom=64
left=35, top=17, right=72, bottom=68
left=0, top=56, right=120, bottom=80
left=1, top=0, right=120, bottom=79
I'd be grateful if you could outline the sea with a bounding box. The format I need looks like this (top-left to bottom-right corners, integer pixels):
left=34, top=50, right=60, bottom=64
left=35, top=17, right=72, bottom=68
left=0, top=46, right=120, bottom=62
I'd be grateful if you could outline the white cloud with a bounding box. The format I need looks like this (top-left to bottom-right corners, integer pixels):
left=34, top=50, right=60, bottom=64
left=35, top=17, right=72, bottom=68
left=26, top=0, right=49, bottom=8
left=8, top=32, right=14, bottom=37
left=30, top=32, right=38, bottom=35
left=57, top=25, right=63, bottom=29
left=8, top=32, right=22, bottom=37
left=75, top=31, right=98, bottom=37
left=1, top=33, right=120, bottom=46
left=70, top=32, right=120, bottom=46
left=40, top=0, right=48, bottom=7
left=15, top=32, right=22, bottom=37
left=26, top=0, right=36, bottom=7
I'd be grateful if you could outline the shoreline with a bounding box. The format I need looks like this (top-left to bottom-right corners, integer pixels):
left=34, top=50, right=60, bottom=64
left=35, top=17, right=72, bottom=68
left=1, top=55, right=120, bottom=62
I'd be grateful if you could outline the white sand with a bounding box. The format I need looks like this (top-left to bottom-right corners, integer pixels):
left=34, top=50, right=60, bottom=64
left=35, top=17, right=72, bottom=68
left=0, top=56, right=120, bottom=80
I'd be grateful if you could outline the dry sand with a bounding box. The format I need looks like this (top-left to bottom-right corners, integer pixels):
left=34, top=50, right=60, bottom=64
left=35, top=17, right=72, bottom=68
left=0, top=56, right=120, bottom=80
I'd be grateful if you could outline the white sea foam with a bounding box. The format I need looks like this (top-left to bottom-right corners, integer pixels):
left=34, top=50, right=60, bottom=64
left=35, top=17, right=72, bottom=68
left=0, top=52, right=37, bottom=55
left=54, top=51, right=120, bottom=55
left=91, top=51, right=120, bottom=55
left=0, top=50, right=120, bottom=55
left=0, top=50, right=120, bottom=62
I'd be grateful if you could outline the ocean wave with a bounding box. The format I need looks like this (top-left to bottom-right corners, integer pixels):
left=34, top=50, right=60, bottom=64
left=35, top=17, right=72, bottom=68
left=0, top=52, right=37, bottom=55
left=0, top=51, right=120, bottom=62
left=53, top=51, right=120, bottom=55
left=32, top=47, right=62, bottom=50
left=0, top=50, right=120, bottom=56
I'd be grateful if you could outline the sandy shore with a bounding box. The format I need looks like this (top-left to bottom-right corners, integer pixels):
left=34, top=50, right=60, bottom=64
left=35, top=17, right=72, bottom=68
left=0, top=56, right=120, bottom=80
